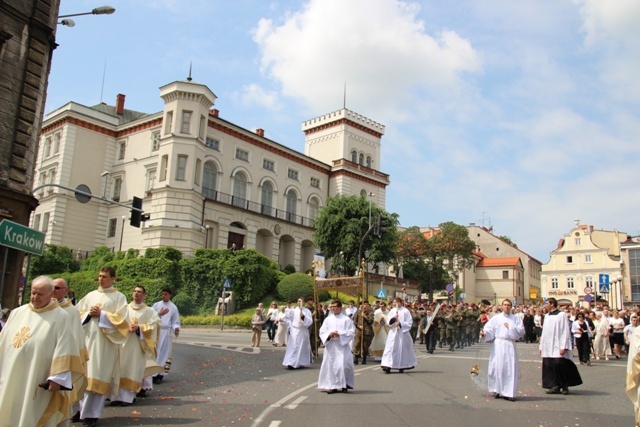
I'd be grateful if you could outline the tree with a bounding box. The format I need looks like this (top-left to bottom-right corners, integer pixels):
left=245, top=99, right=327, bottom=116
left=313, top=195, right=398, bottom=276
left=29, top=244, right=80, bottom=280
left=429, top=221, right=477, bottom=284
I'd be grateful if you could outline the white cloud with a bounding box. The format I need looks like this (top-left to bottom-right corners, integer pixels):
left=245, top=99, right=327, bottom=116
left=252, top=0, right=481, bottom=117
left=233, top=84, right=282, bottom=111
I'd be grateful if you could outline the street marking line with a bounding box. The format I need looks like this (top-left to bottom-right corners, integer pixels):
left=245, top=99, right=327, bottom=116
left=268, top=422, right=281, bottom=427
left=251, top=381, right=318, bottom=427
left=284, top=396, right=307, bottom=409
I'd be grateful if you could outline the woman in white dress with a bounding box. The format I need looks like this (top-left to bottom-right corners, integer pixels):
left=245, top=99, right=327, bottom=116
left=274, top=306, right=288, bottom=347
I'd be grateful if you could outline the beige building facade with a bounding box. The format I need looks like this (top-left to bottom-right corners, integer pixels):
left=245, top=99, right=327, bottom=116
left=541, top=223, right=627, bottom=308
left=32, top=79, right=390, bottom=271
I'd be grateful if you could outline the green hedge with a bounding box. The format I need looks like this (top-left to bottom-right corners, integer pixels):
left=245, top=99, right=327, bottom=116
left=181, top=314, right=252, bottom=328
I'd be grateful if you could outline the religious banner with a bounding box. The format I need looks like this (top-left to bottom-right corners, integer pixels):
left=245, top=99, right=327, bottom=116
left=314, top=275, right=364, bottom=295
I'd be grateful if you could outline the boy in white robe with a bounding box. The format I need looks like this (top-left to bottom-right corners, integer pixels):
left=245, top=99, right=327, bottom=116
left=282, top=298, right=313, bottom=369
left=318, top=299, right=355, bottom=393
left=381, top=297, right=417, bottom=373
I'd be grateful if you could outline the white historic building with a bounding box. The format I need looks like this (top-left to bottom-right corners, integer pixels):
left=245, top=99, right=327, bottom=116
left=31, top=78, right=390, bottom=271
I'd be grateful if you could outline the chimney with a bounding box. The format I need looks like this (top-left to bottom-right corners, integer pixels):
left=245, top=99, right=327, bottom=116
left=256, top=128, right=264, bottom=137
left=116, top=94, right=126, bottom=115
left=210, top=109, right=219, bottom=117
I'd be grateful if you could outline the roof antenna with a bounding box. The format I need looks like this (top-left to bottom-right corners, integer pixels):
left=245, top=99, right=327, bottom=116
left=187, top=61, right=193, bottom=82
left=343, top=81, right=346, bottom=109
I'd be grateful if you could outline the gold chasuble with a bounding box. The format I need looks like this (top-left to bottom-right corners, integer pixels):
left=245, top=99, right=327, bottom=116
left=0, top=301, right=84, bottom=427
left=77, top=287, right=129, bottom=395
left=119, top=303, right=164, bottom=392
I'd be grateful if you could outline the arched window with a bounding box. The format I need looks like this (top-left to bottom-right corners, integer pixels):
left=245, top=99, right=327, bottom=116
left=360, top=189, right=367, bottom=197
left=359, top=153, right=364, bottom=165
left=309, top=197, right=320, bottom=221
left=286, top=189, right=297, bottom=222
left=366, top=155, right=372, bottom=168
left=351, top=150, right=358, bottom=163
left=261, top=181, right=274, bottom=216
left=202, top=161, right=217, bottom=199
left=233, top=171, right=247, bottom=208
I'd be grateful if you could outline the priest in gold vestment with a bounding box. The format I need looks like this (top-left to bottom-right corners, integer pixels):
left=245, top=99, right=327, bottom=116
left=110, top=286, right=163, bottom=405
left=0, top=276, right=83, bottom=427
left=76, top=267, right=129, bottom=426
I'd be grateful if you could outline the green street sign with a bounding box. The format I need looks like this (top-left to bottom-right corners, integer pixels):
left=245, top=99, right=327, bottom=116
left=0, top=219, right=45, bottom=255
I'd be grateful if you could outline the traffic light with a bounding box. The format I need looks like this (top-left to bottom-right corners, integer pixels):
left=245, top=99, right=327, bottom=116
left=130, top=196, right=143, bottom=227
left=374, top=214, right=388, bottom=237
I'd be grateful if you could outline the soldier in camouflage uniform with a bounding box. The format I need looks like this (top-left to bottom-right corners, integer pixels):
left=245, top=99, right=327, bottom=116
left=455, top=306, right=466, bottom=349
left=464, top=305, right=476, bottom=346
left=353, top=300, right=374, bottom=364
left=409, top=303, right=421, bottom=343
left=445, top=307, right=458, bottom=351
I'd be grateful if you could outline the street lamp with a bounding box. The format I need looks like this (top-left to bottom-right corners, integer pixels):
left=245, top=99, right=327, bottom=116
left=118, top=215, right=126, bottom=252
left=367, top=192, right=375, bottom=227
left=616, top=273, right=624, bottom=309
left=338, top=251, right=344, bottom=277
left=59, top=6, right=116, bottom=18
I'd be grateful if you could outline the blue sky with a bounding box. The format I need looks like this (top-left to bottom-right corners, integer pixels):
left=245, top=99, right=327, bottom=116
left=48, top=0, right=640, bottom=262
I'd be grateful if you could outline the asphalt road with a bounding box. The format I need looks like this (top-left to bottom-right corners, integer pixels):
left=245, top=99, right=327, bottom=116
left=82, top=328, right=635, bottom=427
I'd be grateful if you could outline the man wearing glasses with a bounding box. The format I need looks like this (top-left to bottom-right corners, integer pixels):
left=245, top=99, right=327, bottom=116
left=479, top=299, right=525, bottom=401
left=318, top=299, right=355, bottom=394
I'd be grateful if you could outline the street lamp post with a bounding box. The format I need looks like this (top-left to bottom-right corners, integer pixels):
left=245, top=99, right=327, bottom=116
left=58, top=5, right=116, bottom=27
left=118, top=215, right=126, bottom=252
left=428, top=263, right=433, bottom=303
left=368, top=192, right=375, bottom=227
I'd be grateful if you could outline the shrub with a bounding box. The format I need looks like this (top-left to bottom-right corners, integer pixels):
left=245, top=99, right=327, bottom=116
left=277, top=272, right=327, bottom=302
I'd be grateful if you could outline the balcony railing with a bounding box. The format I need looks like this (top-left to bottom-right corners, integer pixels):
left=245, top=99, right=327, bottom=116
left=203, top=190, right=315, bottom=228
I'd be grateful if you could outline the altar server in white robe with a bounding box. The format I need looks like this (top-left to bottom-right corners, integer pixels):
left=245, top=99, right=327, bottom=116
left=479, top=299, right=525, bottom=401
left=0, top=276, right=83, bottom=427
left=381, top=297, right=417, bottom=373
left=282, top=297, right=313, bottom=369
left=318, top=299, right=355, bottom=393
left=152, top=288, right=181, bottom=383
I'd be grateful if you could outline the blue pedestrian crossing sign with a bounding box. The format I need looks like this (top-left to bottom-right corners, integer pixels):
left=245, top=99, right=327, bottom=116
left=376, top=289, right=387, bottom=299
left=223, top=278, right=232, bottom=289
left=598, top=274, right=610, bottom=294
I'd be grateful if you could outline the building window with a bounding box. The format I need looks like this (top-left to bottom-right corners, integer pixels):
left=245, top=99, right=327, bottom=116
left=360, top=189, right=366, bottom=196
left=146, top=168, right=156, bottom=191
left=575, top=237, right=581, bottom=246
left=585, top=276, right=594, bottom=289
left=202, top=161, right=217, bottom=199
left=551, top=277, right=559, bottom=289
left=205, top=137, right=220, bottom=151
left=309, top=197, right=320, bottom=220
left=164, top=111, right=173, bottom=135
left=48, top=169, right=56, bottom=185
left=194, top=159, right=202, bottom=185
left=232, top=171, right=247, bottom=207
left=151, top=132, right=161, bottom=151
left=160, top=155, right=168, bottom=181
left=107, top=218, right=117, bottom=238
left=33, top=214, right=41, bottom=231
left=630, top=249, right=640, bottom=301
left=176, top=155, right=188, bottom=181
left=261, top=181, right=273, bottom=215
left=181, top=110, right=192, bottom=134
left=502, top=270, right=509, bottom=279
left=366, top=155, right=372, bottom=168
left=286, top=189, right=297, bottom=222
left=199, top=114, right=206, bottom=139
left=235, top=148, right=249, bottom=162
left=117, top=140, right=126, bottom=160
left=359, top=153, right=364, bottom=165
left=263, top=159, right=275, bottom=172
left=53, top=132, right=61, bottom=154
left=42, top=212, right=50, bottom=234
left=351, top=150, right=357, bottom=163
left=44, top=137, right=52, bottom=158
left=112, top=177, right=122, bottom=200
left=566, top=255, right=573, bottom=264
left=310, top=177, right=320, bottom=188
left=567, top=277, right=575, bottom=289
left=584, top=254, right=592, bottom=263
left=287, top=168, right=299, bottom=181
